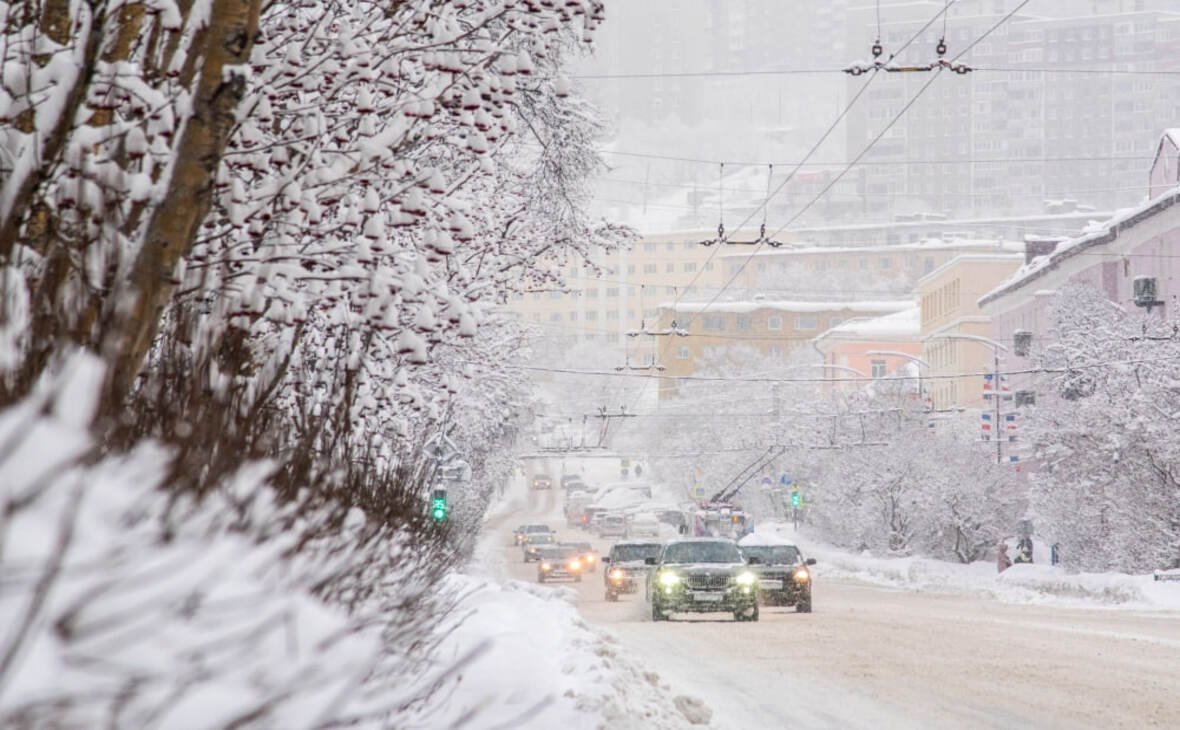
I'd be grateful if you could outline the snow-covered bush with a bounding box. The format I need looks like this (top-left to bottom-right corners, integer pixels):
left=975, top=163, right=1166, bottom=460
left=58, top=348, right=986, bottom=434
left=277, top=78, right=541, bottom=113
left=0, top=356, right=493, bottom=728
left=1023, top=283, right=1180, bottom=573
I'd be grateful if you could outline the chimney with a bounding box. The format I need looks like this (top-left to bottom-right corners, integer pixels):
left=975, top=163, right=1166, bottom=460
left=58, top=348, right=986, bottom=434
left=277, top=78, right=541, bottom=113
left=1024, top=236, right=1063, bottom=264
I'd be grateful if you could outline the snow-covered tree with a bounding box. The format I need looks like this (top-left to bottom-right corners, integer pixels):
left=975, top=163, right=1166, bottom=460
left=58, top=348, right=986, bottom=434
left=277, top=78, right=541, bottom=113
left=1023, top=283, right=1180, bottom=573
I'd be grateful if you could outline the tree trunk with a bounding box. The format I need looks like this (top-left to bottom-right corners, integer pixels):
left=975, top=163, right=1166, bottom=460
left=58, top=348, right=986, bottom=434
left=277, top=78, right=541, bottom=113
left=101, top=0, right=261, bottom=410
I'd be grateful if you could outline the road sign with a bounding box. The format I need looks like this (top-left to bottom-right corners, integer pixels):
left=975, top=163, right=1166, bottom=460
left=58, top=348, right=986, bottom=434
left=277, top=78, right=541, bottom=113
left=691, top=485, right=706, bottom=499
left=780, top=474, right=791, bottom=486
left=761, top=476, right=772, bottom=486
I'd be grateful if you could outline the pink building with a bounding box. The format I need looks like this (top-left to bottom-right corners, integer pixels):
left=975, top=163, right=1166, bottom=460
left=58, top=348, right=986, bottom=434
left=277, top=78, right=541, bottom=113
left=980, top=130, right=1180, bottom=382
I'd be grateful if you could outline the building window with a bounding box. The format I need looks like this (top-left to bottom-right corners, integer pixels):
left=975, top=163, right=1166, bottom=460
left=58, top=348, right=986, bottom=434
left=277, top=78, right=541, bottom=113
left=643, top=264, right=658, bottom=274
left=549, top=291, right=562, bottom=299
left=549, top=312, right=561, bottom=321
left=644, top=242, right=657, bottom=252
left=705, top=262, right=714, bottom=271
left=665, top=286, right=676, bottom=294
left=859, top=259, right=869, bottom=270
left=735, top=315, right=751, bottom=331
left=768, top=345, right=783, bottom=358
left=627, top=264, right=636, bottom=274
left=532, top=313, right=541, bottom=322
left=606, top=310, right=619, bottom=320
left=871, top=359, right=887, bottom=378
left=795, top=315, right=818, bottom=330
left=585, top=311, right=598, bottom=321
left=666, top=242, right=675, bottom=251
left=586, top=289, right=598, bottom=298
left=684, top=262, right=697, bottom=272
left=702, top=315, right=725, bottom=331
left=830, top=317, right=842, bottom=327
left=676, top=346, right=691, bottom=360
left=879, top=258, right=892, bottom=269
left=767, top=315, right=783, bottom=330
left=569, top=311, right=577, bottom=321
left=532, top=292, right=542, bottom=301
left=683, top=241, right=695, bottom=249
left=627, top=310, right=635, bottom=319
left=606, top=287, right=619, bottom=297
left=666, top=263, right=676, bottom=273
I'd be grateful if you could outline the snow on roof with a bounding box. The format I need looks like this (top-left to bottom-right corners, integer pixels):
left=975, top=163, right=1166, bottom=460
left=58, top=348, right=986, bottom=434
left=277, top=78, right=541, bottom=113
left=716, top=237, right=1025, bottom=259
left=738, top=532, right=798, bottom=548
left=658, top=299, right=912, bottom=314
left=816, top=306, right=921, bottom=341
left=979, top=184, right=1180, bottom=307
left=1165, top=129, right=1180, bottom=150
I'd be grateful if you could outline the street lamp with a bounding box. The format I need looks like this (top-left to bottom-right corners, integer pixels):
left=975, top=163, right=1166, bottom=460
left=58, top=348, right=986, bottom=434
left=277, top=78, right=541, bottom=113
left=924, top=333, right=1008, bottom=464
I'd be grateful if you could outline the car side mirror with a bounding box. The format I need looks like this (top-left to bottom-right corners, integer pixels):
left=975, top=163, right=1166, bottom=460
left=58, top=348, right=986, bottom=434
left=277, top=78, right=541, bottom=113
left=806, top=558, right=817, bottom=566
left=601, top=556, right=610, bottom=563
left=644, top=557, right=657, bottom=566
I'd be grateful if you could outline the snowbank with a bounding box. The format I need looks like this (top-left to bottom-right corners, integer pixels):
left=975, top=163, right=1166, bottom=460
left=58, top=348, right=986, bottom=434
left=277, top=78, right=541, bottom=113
left=756, top=523, right=1180, bottom=611
left=435, top=575, right=714, bottom=729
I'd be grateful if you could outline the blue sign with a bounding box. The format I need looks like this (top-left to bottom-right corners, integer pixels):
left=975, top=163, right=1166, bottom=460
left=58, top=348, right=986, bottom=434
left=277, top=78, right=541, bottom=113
left=780, top=474, right=791, bottom=486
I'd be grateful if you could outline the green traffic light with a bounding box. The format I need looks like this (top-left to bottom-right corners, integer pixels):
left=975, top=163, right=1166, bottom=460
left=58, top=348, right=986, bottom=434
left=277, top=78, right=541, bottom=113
left=791, top=491, right=801, bottom=507
left=431, top=495, right=447, bottom=521
left=432, top=506, right=446, bottom=520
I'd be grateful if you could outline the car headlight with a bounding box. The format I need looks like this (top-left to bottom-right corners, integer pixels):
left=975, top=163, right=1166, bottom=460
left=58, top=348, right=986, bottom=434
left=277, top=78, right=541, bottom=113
left=735, top=571, right=757, bottom=586
left=658, top=571, right=680, bottom=587
left=609, top=569, right=625, bottom=580
left=587, top=555, right=596, bottom=563
left=541, top=562, right=552, bottom=571
left=794, top=569, right=810, bottom=581
left=570, top=560, right=581, bottom=571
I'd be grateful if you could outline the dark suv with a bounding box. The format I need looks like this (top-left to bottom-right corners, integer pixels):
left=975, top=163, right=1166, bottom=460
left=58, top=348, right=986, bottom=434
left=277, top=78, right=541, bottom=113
left=602, top=540, right=663, bottom=601
left=646, top=539, right=760, bottom=622
left=737, top=538, right=816, bottom=613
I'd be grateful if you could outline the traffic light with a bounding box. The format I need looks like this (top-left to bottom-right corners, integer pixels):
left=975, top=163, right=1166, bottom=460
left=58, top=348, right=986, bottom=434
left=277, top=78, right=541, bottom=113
left=791, top=490, right=801, bottom=508
left=431, top=488, right=447, bottom=521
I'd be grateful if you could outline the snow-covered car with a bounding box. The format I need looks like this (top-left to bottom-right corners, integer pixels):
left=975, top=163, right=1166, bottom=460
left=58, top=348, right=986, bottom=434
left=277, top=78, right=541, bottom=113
left=536, top=545, right=583, bottom=583
left=531, top=474, right=553, bottom=490
left=562, top=541, right=599, bottom=573
left=522, top=532, right=556, bottom=562
left=598, top=514, right=628, bottom=539
left=602, top=540, right=663, bottom=601
left=647, top=539, right=760, bottom=622
left=625, top=513, right=661, bottom=539
left=583, top=506, right=607, bottom=531
left=560, top=474, right=583, bottom=489
left=737, top=533, right=816, bottom=613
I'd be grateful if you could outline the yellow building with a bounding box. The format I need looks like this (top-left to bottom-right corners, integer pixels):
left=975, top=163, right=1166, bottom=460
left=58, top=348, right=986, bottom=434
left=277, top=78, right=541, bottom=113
left=918, top=254, right=1024, bottom=410
left=653, top=298, right=913, bottom=400
left=507, top=229, right=762, bottom=347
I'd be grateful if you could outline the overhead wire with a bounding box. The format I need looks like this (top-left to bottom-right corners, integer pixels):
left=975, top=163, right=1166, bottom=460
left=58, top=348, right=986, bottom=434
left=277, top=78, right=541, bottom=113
left=614, top=1, right=968, bottom=418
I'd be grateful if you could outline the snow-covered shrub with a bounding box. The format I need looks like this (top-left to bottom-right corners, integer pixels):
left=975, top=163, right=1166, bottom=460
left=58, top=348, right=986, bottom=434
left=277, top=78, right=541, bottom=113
left=0, top=355, right=501, bottom=728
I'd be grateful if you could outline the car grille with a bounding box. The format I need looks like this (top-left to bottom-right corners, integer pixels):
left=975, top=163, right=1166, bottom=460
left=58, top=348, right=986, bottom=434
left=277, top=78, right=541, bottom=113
left=686, top=574, right=730, bottom=590
left=760, top=571, right=789, bottom=581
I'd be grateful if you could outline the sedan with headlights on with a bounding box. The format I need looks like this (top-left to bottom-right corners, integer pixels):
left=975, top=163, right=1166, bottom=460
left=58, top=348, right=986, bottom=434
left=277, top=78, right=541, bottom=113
left=645, top=539, right=760, bottom=622
left=737, top=533, right=816, bottom=613
left=536, top=545, right=584, bottom=583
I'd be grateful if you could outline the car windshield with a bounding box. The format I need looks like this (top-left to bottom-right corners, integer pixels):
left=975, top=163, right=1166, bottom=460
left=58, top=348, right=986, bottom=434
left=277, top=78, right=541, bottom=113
left=527, top=534, right=554, bottom=545
left=539, top=547, right=578, bottom=560
left=741, top=545, right=801, bottom=565
left=524, top=525, right=550, bottom=533
left=612, top=544, right=663, bottom=562
left=662, top=541, right=742, bottom=564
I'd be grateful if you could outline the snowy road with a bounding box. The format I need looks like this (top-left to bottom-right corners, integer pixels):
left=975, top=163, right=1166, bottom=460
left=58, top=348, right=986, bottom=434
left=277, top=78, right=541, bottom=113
left=488, top=467, right=1180, bottom=729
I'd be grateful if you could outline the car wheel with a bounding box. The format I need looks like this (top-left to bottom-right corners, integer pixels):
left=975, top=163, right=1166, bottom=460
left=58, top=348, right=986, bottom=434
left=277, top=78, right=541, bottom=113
left=538, top=574, right=545, bottom=583
left=605, top=590, right=617, bottom=602
left=575, top=575, right=582, bottom=583
left=735, top=603, right=759, bottom=622
left=651, top=601, right=667, bottom=622
left=796, top=600, right=812, bottom=613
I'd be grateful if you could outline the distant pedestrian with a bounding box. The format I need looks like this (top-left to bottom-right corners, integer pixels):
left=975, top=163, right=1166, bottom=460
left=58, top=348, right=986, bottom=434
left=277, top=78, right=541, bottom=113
left=997, top=543, right=1012, bottom=573
left=635, top=463, right=643, bottom=478
left=1051, top=543, right=1060, bottom=566
left=1014, top=536, right=1033, bottom=564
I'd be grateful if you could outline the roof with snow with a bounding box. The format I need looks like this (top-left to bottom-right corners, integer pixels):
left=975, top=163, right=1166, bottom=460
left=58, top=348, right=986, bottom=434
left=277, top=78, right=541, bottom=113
left=978, top=184, right=1180, bottom=307
left=658, top=299, right=912, bottom=315
left=716, top=237, right=1026, bottom=259
left=738, top=532, right=798, bottom=548
left=814, top=306, right=921, bottom=343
